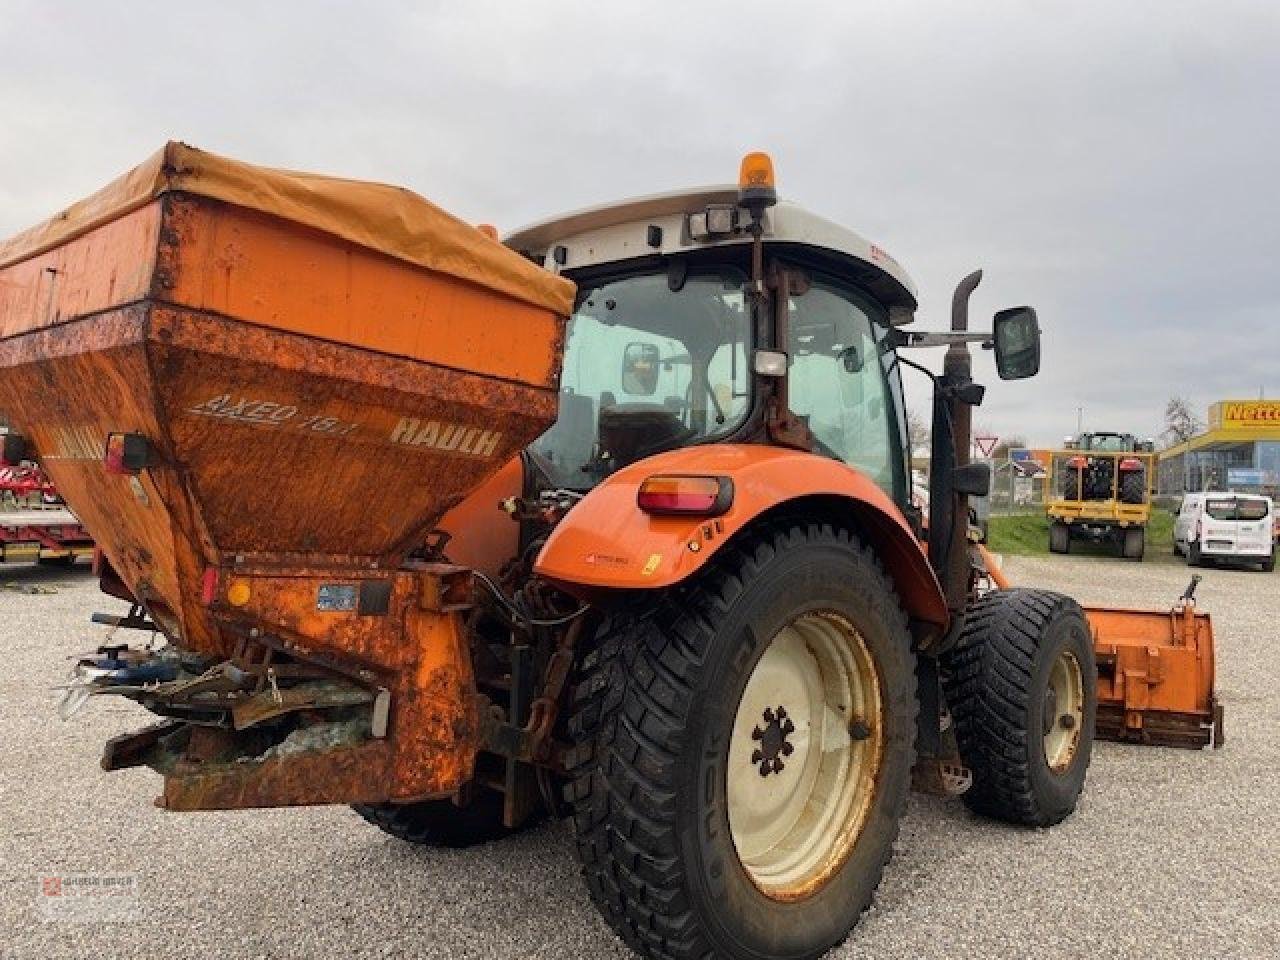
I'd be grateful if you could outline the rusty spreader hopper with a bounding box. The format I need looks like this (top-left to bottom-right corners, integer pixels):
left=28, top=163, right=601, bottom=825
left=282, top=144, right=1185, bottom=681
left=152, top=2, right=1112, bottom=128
left=0, top=143, right=574, bottom=809
left=1087, top=576, right=1223, bottom=749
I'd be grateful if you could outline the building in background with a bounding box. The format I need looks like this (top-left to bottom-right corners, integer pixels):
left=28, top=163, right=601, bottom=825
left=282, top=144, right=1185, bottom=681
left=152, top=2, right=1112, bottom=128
left=1158, top=400, right=1280, bottom=497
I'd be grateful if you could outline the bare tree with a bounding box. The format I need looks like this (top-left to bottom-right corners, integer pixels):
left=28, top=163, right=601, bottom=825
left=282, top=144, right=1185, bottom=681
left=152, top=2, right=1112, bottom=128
left=906, top=408, right=930, bottom=457
left=1162, top=396, right=1203, bottom=446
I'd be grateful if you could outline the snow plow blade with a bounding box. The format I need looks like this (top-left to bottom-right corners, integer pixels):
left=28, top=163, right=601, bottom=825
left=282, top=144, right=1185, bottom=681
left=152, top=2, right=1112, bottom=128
left=1085, top=576, right=1223, bottom=749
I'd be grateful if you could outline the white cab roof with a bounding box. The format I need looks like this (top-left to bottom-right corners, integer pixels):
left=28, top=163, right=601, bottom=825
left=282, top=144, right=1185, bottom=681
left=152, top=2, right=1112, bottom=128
left=505, top=186, right=918, bottom=310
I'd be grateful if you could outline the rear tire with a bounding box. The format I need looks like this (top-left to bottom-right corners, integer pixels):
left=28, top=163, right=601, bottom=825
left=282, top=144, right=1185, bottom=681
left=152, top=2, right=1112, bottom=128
left=1119, top=470, right=1145, bottom=505
left=1188, top=542, right=1202, bottom=567
left=564, top=520, right=917, bottom=960
left=1048, top=521, right=1070, bottom=554
left=352, top=788, right=519, bottom=848
left=941, top=589, right=1095, bottom=826
left=1263, top=551, right=1276, bottom=573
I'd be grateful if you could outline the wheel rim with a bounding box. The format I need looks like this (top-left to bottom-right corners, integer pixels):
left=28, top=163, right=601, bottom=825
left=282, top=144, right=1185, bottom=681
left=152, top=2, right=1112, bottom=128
left=1043, top=650, right=1084, bottom=772
left=726, top=612, right=883, bottom=902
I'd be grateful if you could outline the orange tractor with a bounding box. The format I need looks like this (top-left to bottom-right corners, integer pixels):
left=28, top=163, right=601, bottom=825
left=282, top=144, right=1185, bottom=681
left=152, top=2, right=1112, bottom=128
left=0, top=144, right=1220, bottom=960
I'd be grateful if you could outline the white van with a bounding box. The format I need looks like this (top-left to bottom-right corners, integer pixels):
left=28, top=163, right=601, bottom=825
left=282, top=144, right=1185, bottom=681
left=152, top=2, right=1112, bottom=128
left=1174, top=492, right=1275, bottom=571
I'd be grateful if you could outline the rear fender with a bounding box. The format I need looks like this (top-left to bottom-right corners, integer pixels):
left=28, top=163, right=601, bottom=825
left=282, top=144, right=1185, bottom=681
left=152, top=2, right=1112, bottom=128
left=534, top=445, right=948, bottom=630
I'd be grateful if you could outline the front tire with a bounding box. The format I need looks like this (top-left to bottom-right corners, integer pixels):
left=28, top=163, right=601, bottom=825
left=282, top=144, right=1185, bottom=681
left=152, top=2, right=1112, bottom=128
left=564, top=520, right=917, bottom=960
left=941, top=589, right=1095, bottom=826
left=1121, top=526, right=1145, bottom=561
left=1049, top=521, right=1070, bottom=554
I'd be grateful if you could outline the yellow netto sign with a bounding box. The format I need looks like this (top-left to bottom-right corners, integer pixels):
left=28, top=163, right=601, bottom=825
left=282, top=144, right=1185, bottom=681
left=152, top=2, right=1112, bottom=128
left=1209, top=400, right=1280, bottom=430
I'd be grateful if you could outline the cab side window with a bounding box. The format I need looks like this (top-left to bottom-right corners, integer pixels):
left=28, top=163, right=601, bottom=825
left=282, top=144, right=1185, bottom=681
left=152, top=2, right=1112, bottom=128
left=786, top=280, right=902, bottom=498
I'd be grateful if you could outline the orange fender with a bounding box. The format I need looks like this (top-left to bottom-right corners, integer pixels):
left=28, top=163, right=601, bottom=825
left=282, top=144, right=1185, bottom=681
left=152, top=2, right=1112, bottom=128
left=534, top=444, right=948, bottom=629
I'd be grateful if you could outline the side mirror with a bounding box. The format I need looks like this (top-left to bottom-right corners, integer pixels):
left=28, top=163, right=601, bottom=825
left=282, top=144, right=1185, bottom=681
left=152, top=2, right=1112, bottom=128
left=837, top=344, right=864, bottom=374
left=993, top=306, right=1040, bottom=380
left=622, top=342, right=661, bottom=396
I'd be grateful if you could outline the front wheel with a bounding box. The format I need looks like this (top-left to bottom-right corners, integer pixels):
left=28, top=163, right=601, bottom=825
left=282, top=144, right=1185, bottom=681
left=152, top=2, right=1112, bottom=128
left=941, top=589, right=1095, bottom=826
left=565, top=520, right=917, bottom=960
left=1121, top=527, right=1145, bottom=561
left=1049, top=521, right=1070, bottom=554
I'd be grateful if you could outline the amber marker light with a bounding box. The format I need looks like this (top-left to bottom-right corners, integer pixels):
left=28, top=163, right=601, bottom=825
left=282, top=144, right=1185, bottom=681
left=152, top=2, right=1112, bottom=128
left=226, top=580, right=252, bottom=607
left=637, top=475, right=734, bottom=517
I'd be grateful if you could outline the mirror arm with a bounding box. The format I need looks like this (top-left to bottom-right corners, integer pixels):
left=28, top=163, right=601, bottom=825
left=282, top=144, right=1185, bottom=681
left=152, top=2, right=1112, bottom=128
left=889, top=329, right=995, bottom=350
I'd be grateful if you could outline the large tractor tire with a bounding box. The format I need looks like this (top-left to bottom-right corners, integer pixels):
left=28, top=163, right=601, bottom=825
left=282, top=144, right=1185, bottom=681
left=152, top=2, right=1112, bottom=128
left=1048, top=521, right=1070, bottom=554
left=352, top=788, right=519, bottom=848
left=1119, top=469, right=1146, bottom=505
left=941, top=589, right=1095, bottom=827
left=564, top=520, right=917, bottom=960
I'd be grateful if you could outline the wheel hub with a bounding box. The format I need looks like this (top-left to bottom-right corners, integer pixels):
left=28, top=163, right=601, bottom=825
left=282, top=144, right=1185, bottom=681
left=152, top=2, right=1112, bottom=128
left=1043, top=650, right=1085, bottom=772
left=727, top=612, right=883, bottom=902
left=750, top=706, right=796, bottom=776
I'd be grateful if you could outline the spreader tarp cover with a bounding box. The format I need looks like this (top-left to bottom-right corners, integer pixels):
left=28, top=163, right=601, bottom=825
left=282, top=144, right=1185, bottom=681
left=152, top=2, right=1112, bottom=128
left=0, top=141, right=574, bottom=316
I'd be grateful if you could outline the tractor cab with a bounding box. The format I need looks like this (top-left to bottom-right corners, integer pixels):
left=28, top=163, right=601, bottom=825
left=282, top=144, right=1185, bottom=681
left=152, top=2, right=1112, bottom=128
left=507, top=154, right=1042, bottom=620
left=510, top=179, right=937, bottom=510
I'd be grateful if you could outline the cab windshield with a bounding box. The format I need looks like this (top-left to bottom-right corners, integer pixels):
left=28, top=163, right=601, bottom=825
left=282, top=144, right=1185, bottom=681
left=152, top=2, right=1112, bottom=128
left=1082, top=433, right=1131, bottom=452
left=531, top=268, right=751, bottom=487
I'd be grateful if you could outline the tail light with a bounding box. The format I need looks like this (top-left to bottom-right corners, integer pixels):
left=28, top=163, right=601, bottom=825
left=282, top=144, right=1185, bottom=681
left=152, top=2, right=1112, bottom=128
left=104, top=432, right=150, bottom=475
left=1119, top=457, right=1142, bottom=471
left=200, top=567, right=219, bottom=606
left=1067, top=456, right=1087, bottom=469
left=637, top=475, right=733, bottom=517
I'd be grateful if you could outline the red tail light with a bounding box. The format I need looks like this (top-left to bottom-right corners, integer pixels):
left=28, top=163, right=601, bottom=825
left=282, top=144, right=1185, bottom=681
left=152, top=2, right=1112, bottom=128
left=1119, top=457, right=1142, bottom=471
left=200, top=567, right=220, bottom=606
left=637, top=475, right=733, bottom=516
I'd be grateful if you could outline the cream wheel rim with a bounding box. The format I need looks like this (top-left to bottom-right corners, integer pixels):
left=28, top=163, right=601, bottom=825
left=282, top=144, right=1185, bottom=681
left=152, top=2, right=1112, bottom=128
left=726, top=612, right=883, bottom=901
left=1043, top=650, right=1084, bottom=772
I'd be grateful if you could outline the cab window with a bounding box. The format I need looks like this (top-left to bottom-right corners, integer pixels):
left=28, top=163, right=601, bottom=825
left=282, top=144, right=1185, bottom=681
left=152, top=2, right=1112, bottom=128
left=786, top=280, right=904, bottom=499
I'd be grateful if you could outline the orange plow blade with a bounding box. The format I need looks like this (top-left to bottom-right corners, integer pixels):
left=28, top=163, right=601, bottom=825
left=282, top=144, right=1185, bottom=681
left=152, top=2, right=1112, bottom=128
left=1086, top=576, right=1223, bottom=749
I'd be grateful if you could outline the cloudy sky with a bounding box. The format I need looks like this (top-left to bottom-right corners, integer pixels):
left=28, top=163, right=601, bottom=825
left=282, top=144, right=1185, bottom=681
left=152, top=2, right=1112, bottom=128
left=2, top=1, right=1276, bottom=448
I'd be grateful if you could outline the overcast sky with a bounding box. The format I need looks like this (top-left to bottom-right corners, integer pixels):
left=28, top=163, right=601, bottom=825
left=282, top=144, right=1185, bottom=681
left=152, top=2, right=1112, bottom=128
left=2, top=1, right=1276, bottom=448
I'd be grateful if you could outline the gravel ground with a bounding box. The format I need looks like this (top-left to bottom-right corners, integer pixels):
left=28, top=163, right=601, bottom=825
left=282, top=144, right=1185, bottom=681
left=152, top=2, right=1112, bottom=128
left=1, top=555, right=1276, bottom=960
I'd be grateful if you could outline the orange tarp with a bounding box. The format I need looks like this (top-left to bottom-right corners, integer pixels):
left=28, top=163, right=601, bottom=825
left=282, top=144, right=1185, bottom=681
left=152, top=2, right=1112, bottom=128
left=0, top=141, right=574, bottom=316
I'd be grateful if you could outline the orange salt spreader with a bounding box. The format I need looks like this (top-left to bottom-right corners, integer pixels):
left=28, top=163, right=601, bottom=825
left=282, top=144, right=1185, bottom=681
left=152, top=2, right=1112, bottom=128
left=0, top=142, right=575, bottom=809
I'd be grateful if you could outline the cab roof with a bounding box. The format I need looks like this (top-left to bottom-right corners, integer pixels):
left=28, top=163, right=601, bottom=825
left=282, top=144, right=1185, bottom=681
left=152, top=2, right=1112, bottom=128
left=505, top=186, right=919, bottom=315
